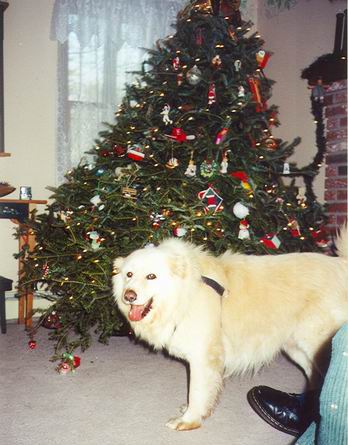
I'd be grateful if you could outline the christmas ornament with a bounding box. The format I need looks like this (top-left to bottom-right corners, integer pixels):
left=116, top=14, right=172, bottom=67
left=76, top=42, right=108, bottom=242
left=121, top=187, right=137, bottom=200
left=166, top=157, right=179, bottom=169
left=198, top=186, right=223, bottom=213
left=230, top=171, right=254, bottom=193
left=160, top=104, right=173, bottom=125
left=89, top=231, right=101, bottom=250
left=172, top=56, right=180, bottom=71
left=208, top=82, right=216, bottom=106
left=256, top=50, right=271, bottom=69
left=115, top=164, right=133, bottom=180
left=150, top=212, right=166, bottom=229
left=234, top=60, right=242, bottom=72
left=263, top=136, right=279, bottom=150
left=57, top=353, right=81, bottom=374
left=42, top=262, right=50, bottom=279
left=283, top=163, right=290, bottom=174
left=95, top=168, right=105, bottom=176
left=232, top=202, right=249, bottom=219
left=247, top=77, right=265, bottom=112
left=220, top=151, right=229, bottom=173
left=186, top=65, right=202, bottom=85
left=90, top=195, right=102, bottom=207
left=185, top=158, right=197, bottom=177
left=238, top=219, right=250, bottom=240
left=220, top=0, right=242, bottom=26
left=297, top=187, right=307, bottom=206
left=173, top=227, right=187, bottom=237
left=42, top=311, right=61, bottom=329
left=28, top=340, right=37, bottom=350
left=200, top=159, right=219, bottom=178
left=211, top=55, right=222, bottom=69
left=288, top=218, right=301, bottom=237
left=99, top=149, right=110, bottom=157
left=127, top=145, right=145, bottom=161
left=311, top=228, right=328, bottom=248
left=215, top=128, right=229, bottom=145
left=260, top=233, right=281, bottom=249
left=238, top=85, right=245, bottom=98
left=165, top=127, right=195, bottom=143
left=113, top=145, right=126, bottom=157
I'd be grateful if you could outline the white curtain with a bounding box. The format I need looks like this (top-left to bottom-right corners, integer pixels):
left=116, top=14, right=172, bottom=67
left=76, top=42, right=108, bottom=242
left=50, top=0, right=187, bottom=184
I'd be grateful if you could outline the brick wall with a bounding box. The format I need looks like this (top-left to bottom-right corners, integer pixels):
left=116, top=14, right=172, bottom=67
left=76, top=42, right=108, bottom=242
left=324, top=79, right=347, bottom=233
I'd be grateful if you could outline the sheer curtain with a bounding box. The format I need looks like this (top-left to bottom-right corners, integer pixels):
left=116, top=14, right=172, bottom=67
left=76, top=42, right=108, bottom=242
left=50, top=0, right=186, bottom=184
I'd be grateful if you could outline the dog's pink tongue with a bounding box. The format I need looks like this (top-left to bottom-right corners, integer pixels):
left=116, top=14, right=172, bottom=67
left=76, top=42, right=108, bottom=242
left=129, top=304, right=145, bottom=322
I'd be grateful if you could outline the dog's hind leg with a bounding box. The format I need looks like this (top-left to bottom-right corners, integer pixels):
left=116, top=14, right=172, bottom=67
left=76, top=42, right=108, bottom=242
left=166, top=356, right=223, bottom=431
left=282, top=339, right=328, bottom=388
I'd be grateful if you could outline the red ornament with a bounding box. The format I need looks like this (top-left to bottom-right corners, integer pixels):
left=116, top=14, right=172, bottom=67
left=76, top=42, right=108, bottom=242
left=113, top=145, right=126, bottom=157
left=247, top=77, right=266, bottom=112
left=28, top=340, right=37, bottom=350
left=57, top=362, right=71, bottom=375
left=215, top=128, right=228, bottom=145
left=260, top=233, right=281, bottom=249
left=73, top=355, right=81, bottom=369
left=165, top=127, right=195, bottom=143
left=208, top=82, right=216, bottom=106
left=127, top=145, right=145, bottom=161
left=256, top=50, right=271, bottom=69
left=99, top=149, right=110, bottom=158
left=230, top=171, right=249, bottom=182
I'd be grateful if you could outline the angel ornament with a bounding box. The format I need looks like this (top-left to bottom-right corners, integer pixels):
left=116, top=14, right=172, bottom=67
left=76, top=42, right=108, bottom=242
left=161, top=104, right=173, bottom=125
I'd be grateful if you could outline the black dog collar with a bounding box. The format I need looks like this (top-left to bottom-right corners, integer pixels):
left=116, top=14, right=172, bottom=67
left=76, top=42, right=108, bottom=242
left=201, top=276, right=225, bottom=297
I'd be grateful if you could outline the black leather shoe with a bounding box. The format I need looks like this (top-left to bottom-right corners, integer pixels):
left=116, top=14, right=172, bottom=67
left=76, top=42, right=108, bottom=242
left=247, top=386, right=319, bottom=436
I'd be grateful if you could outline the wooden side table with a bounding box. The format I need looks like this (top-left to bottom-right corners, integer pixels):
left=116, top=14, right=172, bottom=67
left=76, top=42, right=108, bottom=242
left=0, top=198, right=47, bottom=328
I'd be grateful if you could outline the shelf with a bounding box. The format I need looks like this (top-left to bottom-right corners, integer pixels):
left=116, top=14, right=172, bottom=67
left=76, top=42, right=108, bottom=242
left=0, top=152, right=11, bottom=157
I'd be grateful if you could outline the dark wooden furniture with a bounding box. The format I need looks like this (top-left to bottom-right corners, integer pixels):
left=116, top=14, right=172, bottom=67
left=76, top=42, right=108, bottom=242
left=0, top=275, right=12, bottom=333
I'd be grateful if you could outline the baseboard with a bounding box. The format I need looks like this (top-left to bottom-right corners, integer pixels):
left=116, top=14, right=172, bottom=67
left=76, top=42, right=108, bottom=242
left=4, top=291, right=52, bottom=321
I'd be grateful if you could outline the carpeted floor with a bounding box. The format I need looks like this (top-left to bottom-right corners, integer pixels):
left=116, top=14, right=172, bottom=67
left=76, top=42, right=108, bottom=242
left=1, top=323, right=307, bottom=445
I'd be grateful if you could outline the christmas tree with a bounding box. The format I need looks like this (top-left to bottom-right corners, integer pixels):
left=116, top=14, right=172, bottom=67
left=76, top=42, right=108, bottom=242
left=20, top=0, right=328, bottom=358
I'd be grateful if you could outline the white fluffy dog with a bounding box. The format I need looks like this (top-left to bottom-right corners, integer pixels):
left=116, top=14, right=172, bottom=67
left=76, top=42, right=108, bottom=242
left=112, top=228, right=348, bottom=431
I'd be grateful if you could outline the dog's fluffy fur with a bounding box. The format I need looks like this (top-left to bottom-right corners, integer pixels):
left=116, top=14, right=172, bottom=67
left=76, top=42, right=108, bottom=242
left=113, top=228, right=348, bottom=431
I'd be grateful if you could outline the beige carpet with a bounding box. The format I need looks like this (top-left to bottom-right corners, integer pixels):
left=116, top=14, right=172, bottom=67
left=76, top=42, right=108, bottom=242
left=1, top=323, right=307, bottom=445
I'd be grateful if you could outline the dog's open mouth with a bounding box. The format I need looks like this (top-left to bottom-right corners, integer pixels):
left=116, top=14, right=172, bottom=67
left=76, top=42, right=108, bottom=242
left=128, top=298, right=153, bottom=322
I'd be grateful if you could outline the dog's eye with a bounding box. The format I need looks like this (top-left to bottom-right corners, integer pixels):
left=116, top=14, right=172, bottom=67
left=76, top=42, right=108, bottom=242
left=146, top=273, right=157, bottom=280
left=126, top=272, right=133, bottom=278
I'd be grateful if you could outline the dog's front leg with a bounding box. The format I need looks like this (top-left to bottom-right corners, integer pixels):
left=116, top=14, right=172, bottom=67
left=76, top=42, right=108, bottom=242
left=166, top=357, right=223, bottom=431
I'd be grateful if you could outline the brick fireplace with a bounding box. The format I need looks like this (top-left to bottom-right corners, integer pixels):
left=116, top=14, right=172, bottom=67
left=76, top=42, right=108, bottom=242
left=324, top=79, right=347, bottom=234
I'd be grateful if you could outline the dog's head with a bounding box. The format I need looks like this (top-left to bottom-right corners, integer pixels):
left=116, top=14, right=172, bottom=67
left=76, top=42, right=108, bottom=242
left=112, top=239, right=199, bottom=324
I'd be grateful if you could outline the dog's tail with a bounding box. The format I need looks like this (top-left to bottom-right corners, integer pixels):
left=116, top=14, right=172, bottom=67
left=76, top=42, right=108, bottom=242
left=335, top=224, right=348, bottom=259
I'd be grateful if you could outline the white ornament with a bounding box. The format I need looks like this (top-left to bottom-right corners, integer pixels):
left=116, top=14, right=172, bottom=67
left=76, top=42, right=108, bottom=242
left=238, top=85, right=245, bottom=97
left=234, top=60, right=242, bottom=72
left=185, top=159, right=197, bottom=177
left=220, top=154, right=229, bottom=174
left=233, top=202, right=250, bottom=219
left=238, top=220, right=250, bottom=240
left=283, top=162, right=290, bottom=174
left=90, top=195, right=101, bottom=206
left=160, top=104, right=173, bottom=125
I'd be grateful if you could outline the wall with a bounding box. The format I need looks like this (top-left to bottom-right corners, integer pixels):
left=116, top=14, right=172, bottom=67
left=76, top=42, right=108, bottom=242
left=257, top=0, right=347, bottom=201
left=1, top=0, right=56, bottom=286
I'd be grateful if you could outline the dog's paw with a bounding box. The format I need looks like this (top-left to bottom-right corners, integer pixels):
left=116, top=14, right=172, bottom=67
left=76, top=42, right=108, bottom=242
left=179, top=404, right=188, bottom=414
left=166, top=416, right=201, bottom=431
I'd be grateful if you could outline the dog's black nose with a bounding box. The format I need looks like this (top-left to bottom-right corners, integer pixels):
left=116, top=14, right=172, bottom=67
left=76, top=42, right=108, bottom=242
left=124, top=289, right=137, bottom=303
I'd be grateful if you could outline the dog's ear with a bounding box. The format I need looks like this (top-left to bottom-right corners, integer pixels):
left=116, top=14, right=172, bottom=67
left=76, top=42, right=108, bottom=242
left=168, top=253, right=189, bottom=279
left=112, top=256, right=124, bottom=276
